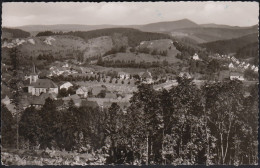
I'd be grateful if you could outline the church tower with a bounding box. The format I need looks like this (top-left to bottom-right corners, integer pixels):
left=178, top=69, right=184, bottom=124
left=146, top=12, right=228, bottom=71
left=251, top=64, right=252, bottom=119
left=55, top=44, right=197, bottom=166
left=29, top=63, right=38, bottom=84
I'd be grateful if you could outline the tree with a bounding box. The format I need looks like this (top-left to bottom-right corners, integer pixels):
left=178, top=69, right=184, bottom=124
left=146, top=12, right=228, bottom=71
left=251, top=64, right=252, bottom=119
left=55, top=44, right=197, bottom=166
left=98, top=90, right=106, bottom=98
left=39, top=98, right=59, bottom=149
left=19, top=106, right=42, bottom=147
left=133, top=74, right=140, bottom=80
left=165, top=77, right=210, bottom=165
left=10, top=47, right=20, bottom=70
left=97, top=57, right=104, bottom=66
left=105, top=103, right=125, bottom=164
left=128, top=84, right=164, bottom=164
left=207, top=59, right=220, bottom=74
left=58, top=99, right=83, bottom=151
left=151, top=49, right=158, bottom=55
left=202, top=80, right=246, bottom=164
left=130, top=47, right=136, bottom=53
left=244, top=69, right=258, bottom=80
left=58, top=88, right=68, bottom=97
left=1, top=105, right=16, bottom=148
left=67, top=86, right=76, bottom=95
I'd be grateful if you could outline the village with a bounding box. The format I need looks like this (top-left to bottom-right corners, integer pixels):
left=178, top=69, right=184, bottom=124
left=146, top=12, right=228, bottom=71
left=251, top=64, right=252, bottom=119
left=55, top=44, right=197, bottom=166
left=1, top=2, right=259, bottom=166
left=2, top=49, right=258, bottom=116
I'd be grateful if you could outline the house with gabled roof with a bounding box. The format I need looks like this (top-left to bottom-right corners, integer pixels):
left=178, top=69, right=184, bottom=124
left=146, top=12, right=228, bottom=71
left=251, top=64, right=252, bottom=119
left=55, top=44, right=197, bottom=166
left=76, top=86, right=88, bottom=98
left=141, top=70, right=153, bottom=83
left=29, top=92, right=57, bottom=109
left=28, top=79, right=58, bottom=96
left=118, top=72, right=130, bottom=79
left=228, top=63, right=234, bottom=69
left=179, top=72, right=192, bottom=79
left=60, top=82, right=73, bottom=90
left=230, top=72, right=244, bottom=81
left=62, top=94, right=82, bottom=107
left=192, top=53, right=199, bottom=60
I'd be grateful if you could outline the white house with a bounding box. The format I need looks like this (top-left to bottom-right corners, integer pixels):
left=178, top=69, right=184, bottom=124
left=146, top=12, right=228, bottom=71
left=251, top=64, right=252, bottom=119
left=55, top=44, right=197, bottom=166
left=192, top=53, right=199, bottom=60
left=244, top=63, right=250, bottom=69
left=28, top=79, right=59, bottom=96
left=1, top=95, right=11, bottom=105
left=76, top=86, right=88, bottom=98
left=141, top=70, right=153, bottom=83
left=228, top=63, right=234, bottom=69
left=179, top=72, right=192, bottom=79
left=118, top=72, right=130, bottom=79
left=230, top=72, right=244, bottom=81
left=62, top=63, right=69, bottom=68
left=60, top=82, right=73, bottom=90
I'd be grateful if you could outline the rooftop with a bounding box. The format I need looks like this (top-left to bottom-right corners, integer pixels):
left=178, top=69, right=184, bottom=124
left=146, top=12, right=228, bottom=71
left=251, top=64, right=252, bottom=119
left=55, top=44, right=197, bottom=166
left=142, top=70, right=152, bottom=79
left=30, top=79, right=58, bottom=88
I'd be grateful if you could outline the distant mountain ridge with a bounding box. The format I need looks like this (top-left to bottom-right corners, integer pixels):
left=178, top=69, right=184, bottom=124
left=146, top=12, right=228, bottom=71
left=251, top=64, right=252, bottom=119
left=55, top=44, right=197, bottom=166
left=200, top=23, right=245, bottom=29
left=138, top=19, right=199, bottom=32
left=10, top=19, right=257, bottom=35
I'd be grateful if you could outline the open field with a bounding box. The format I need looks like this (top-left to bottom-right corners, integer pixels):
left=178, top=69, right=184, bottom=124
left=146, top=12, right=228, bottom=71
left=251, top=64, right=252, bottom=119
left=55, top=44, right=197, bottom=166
left=103, top=52, right=181, bottom=64
left=1, top=148, right=106, bottom=165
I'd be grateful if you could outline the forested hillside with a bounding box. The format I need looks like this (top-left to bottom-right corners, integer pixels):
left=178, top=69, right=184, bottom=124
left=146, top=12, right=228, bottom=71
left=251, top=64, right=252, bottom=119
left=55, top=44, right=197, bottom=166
left=236, top=42, right=258, bottom=59
left=2, top=28, right=31, bottom=39
left=170, top=26, right=258, bottom=43
left=199, top=33, right=258, bottom=54
left=36, top=28, right=172, bottom=47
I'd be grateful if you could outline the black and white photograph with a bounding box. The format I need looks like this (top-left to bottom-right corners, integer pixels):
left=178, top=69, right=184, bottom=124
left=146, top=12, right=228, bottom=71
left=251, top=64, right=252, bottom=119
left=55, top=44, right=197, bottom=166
left=1, top=1, right=259, bottom=165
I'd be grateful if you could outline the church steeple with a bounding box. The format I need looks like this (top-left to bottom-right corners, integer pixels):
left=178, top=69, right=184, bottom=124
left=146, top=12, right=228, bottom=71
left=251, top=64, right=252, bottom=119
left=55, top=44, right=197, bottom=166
left=32, top=63, right=37, bottom=75
left=29, top=63, right=38, bottom=84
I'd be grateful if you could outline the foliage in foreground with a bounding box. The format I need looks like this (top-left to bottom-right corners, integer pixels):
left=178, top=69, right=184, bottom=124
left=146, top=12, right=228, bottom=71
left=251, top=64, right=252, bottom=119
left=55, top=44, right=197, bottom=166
left=2, top=77, right=258, bottom=165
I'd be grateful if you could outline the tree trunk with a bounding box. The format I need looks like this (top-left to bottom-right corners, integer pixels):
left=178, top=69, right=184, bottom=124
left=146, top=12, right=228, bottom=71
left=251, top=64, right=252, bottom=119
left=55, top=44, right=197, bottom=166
left=220, top=132, right=224, bottom=164
left=223, top=115, right=232, bottom=164
left=146, top=134, right=149, bottom=165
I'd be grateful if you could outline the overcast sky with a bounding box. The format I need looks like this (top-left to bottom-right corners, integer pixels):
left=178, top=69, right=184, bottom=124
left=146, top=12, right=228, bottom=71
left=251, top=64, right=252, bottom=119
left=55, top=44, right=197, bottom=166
left=2, top=2, right=259, bottom=27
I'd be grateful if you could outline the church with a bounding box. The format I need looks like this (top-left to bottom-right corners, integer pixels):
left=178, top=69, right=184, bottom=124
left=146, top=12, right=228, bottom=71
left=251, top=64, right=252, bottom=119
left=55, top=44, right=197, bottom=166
left=27, top=65, right=58, bottom=96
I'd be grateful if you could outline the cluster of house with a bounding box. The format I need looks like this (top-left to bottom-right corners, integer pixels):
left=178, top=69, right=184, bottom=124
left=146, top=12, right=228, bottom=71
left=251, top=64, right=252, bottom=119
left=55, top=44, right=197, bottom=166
left=213, top=53, right=258, bottom=72
left=47, top=62, right=94, bottom=77
left=2, top=63, right=156, bottom=115
left=18, top=65, right=133, bottom=111
left=228, top=62, right=258, bottom=72
left=118, top=70, right=153, bottom=84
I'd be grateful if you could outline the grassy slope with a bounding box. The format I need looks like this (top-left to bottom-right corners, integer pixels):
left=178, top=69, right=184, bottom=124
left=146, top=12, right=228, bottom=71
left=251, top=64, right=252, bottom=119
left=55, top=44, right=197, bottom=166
left=103, top=39, right=181, bottom=64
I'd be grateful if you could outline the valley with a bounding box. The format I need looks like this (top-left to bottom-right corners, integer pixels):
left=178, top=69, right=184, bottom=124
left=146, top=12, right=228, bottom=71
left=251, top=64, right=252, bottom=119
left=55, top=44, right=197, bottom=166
left=1, top=17, right=258, bottom=166
left=2, top=20, right=258, bottom=113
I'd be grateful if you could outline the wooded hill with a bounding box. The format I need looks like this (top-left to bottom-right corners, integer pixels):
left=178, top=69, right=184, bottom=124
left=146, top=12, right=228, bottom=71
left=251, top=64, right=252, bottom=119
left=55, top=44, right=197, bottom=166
left=2, top=27, right=31, bottom=39
left=169, top=25, right=258, bottom=44
left=199, top=33, right=258, bottom=55
left=36, top=28, right=173, bottom=47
